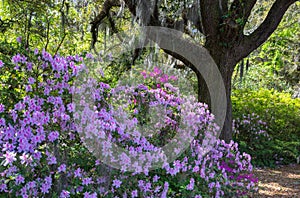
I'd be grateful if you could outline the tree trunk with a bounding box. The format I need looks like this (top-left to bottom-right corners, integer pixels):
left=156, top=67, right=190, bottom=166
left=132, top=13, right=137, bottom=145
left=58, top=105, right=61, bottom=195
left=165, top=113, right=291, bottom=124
left=197, top=72, right=211, bottom=106
left=218, top=62, right=234, bottom=143
left=197, top=46, right=235, bottom=143
left=197, top=71, right=233, bottom=142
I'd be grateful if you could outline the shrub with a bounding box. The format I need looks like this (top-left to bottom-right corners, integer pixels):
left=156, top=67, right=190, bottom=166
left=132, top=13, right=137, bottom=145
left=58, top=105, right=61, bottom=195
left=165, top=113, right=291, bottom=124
left=232, top=89, right=300, bottom=166
left=232, top=88, right=300, bottom=140
left=0, top=49, right=258, bottom=197
left=233, top=113, right=281, bottom=167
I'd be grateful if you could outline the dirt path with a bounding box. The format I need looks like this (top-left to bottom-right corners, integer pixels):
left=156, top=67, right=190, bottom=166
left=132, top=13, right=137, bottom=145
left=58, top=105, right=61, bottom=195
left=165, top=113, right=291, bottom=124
left=253, top=164, right=300, bottom=197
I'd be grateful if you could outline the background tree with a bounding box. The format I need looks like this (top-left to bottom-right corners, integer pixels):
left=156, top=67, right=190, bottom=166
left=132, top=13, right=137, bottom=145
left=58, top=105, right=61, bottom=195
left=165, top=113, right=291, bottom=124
left=0, top=0, right=98, bottom=55
left=91, top=0, right=299, bottom=142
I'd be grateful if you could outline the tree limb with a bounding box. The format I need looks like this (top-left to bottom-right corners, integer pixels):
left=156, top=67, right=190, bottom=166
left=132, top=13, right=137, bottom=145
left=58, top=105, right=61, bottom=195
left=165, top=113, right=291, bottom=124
left=200, top=0, right=222, bottom=40
left=236, top=0, right=298, bottom=62
left=90, top=0, right=120, bottom=49
left=44, top=18, right=50, bottom=51
left=182, top=1, right=203, bottom=33
left=25, top=12, right=33, bottom=49
left=241, top=0, right=257, bottom=25
left=54, top=33, right=67, bottom=56
left=217, top=0, right=252, bottom=45
left=220, top=0, right=228, bottom=14
left=162, top=49, right=210, bottom=105
left=124, top=0, right=137, bottom=16
left=182, top=0, right=227, bottom=36
left=229, top=0, right=257, bottom=26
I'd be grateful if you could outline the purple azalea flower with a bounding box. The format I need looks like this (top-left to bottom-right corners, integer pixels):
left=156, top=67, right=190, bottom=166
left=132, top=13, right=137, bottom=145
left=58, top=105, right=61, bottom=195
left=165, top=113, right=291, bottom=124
left=153, top=175, right=160, bottom=182
left=112, top=179, right=122, bottom=188
left=48, top=131, right=59, bottom=142
left=0, top=60, right=4, bottom=68
left=0, top=104, right=5, bottom=113
left=57, top=164, right=66, bottom=173
left=83, top=192, right=97, bottom=198
left=28, top=77, right=35, bottom=85
left=60, top=190, right=70, bottom=198
left=15, top=175, right=25, bottom=185
left=47, top=156, right=57, bottom=165
left=74, top=168, right=82, bottom=178
left=131, top=190, right=138, bottom=197
left=85, top=53, right=94, bottom=59
left=186, top=178, right=195, bottom=190
left=67, top=103, right=75, bottom=112
left=141, top=70, right=147, bottom=79
left=16, top=36, right=22, bottom=43
left=82, top=177, right=93, bottom=186
left=3, top=151, right=17, bottom=166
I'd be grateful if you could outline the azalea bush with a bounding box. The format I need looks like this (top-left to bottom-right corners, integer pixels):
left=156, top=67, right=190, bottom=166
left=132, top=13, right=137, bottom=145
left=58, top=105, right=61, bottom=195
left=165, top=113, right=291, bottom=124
left=0, top=48, right=258, bottom=197
left=232, top=89, right=300, bottom=140
left=232, top=89, right=300, bottom=167
left=232, top=113, right=275, bottom=167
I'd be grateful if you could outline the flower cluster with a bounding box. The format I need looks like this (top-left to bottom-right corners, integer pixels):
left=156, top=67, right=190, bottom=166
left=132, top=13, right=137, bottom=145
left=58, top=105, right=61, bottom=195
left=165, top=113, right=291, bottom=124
left=0, top=48, right=258, bottom=197
left=233, top=113, right=270, bottom=140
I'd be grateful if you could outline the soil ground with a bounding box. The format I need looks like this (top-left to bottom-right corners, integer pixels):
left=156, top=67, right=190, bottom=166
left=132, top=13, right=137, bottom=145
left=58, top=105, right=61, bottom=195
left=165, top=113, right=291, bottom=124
left=253, top=164, right=300, bottom=197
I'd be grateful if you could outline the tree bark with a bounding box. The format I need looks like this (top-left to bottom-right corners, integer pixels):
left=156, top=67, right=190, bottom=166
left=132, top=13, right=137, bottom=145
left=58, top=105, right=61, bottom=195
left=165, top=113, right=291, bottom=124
left=197, top=68, right=233, bottom=142
left=199, top=44, right=235, bottom=142
left=216, top=58, right=235, bottom=142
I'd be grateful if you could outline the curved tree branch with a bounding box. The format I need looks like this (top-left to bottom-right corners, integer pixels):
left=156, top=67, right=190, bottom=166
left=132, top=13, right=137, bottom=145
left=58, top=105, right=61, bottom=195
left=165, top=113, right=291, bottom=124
left=229, top=0, right=257, bottom=30
left=200, top=0, right=222, bottom=40
left=160, top=48, right=210, bottom=105
left=236, top=0, right=298, bottom=62
left=54, top=33, right=67, bottom=56
left=90, top=0, right=120, bottom=49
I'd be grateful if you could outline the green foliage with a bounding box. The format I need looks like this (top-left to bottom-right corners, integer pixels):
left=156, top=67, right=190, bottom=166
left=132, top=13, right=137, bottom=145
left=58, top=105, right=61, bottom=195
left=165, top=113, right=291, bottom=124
left=0, top=41, right=31, bottom=110
left=232, top=88, right=300, bottom=139
left=232, top=88, right=300, bottom=167
left=0, top=0, right=96, bottom=55
left=233, top=2, right=300, bottom=93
